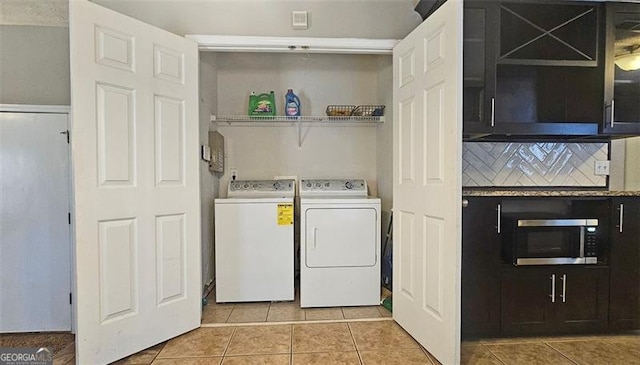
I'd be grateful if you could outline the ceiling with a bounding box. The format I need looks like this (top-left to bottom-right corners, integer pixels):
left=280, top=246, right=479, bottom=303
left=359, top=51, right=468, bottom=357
left=1, top=0, right=421, bottom=39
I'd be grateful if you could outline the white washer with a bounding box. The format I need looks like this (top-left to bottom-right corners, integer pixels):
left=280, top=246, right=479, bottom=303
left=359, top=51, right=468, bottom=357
left=299, top=179, right=381, bottom=308
left=214, top=179, right=295, bottom=302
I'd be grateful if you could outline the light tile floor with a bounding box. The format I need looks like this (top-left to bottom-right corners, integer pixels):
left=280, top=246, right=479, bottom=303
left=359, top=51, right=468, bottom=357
left=201, top=289, right=392, bottom=324
left=5, top=289, right=639, bottom=365
left=462, top=334, right=640, bottom=365
left=5, top=323, right=640, bottom=364
left=72, top=323, right=640, bottom=365
left=114, top=320, right=436, bottom=365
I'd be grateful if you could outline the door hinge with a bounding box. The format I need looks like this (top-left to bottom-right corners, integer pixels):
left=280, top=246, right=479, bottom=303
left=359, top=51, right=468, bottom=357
left=69, top=292, right=72, bottom=305
left=60, top=130, right=69, bottom=143
left=68, top=212, right=71, bottom=224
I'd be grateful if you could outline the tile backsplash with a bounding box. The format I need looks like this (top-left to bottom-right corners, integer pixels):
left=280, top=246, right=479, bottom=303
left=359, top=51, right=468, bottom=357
left=463, top=142, right=608, bottom=187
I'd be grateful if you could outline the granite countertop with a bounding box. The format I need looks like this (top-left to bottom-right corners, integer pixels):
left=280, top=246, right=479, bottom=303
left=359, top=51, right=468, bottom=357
left=462, top=189, right=640, bottom=197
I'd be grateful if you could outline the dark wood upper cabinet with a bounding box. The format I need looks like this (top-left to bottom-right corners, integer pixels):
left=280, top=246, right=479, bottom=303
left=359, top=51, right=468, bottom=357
left=603, top=2, right=640, bottom=135
left=463, top=1, right=498, bottom=134
left=464, top=1, right=607, bottom=140
left=499, top=2, right=600, bottom=66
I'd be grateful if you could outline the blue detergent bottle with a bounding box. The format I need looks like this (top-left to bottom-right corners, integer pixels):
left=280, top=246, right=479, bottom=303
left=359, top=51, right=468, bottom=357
left=285, top=89, right=301, bottom=117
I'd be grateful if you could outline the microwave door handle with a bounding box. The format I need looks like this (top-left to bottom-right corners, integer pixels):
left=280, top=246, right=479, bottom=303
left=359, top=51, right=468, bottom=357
left=497, top=204, right=501, bottom=234
left=549, top=274, right=556, bottom=303
left=580, top=226, right=585, bottom=258
left=619, top=203, right=624, bottom=233
left=560, top=274, right=567, bottom=303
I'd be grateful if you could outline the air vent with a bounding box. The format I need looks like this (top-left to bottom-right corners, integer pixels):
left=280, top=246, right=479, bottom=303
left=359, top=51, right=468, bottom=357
left=292, top=11, right=308, bottom=30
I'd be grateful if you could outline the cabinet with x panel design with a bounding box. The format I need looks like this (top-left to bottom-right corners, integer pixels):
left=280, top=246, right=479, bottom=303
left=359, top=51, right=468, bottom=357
left=464, top=1, right=606, bottom=139
left=499, top=2, right=600, bottom=66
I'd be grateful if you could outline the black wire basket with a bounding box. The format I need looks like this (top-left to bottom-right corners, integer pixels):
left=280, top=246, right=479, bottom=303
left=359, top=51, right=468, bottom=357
left=352, top=105, right=385, bottom=117
left=325, top=105, right=356, bottom=117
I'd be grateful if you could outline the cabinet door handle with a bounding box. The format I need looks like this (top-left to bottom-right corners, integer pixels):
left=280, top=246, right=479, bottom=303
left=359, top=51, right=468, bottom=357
left=560, top=274, right=566, bottom=303
left=619, top=203, right=624, bottom=233
left=550, top=274, right=556, bottom=303
left=497, top=203, right=501, bottom=234
left=490, top=97, right=495, bottom=127
left=462, top=199, right=469, bottom=208
left=611, top=99, right=615, bottom=128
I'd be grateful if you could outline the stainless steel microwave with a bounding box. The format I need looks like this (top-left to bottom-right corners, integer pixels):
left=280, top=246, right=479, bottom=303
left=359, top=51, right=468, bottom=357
left=505, top=218, right=599, bottom=266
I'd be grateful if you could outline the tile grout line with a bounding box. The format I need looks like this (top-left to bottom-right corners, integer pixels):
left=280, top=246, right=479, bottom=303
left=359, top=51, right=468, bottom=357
left=221, top=303, right=235, bottom=323
left=477, top=343, right=507, bottom=365
left=267, top=302, right=272, bottom=323
left=221, top=326, right=237, bottom=359
left=418, top=346, right=436, bottom=365
left=201, top=316, right=394, bottom=328
left=289, top=324, right=294, bottom=365
left=346, top=322, right=365, bottom=365
left=541, top=341, right=581, bottom=365
left=147, top=342, right=165, bottom=365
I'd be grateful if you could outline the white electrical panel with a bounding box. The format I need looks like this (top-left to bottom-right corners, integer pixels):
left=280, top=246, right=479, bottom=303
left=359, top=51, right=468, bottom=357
left=209, top=131, right=224, bottom=172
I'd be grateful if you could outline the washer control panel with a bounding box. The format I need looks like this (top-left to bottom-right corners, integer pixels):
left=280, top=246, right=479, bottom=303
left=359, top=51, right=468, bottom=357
left=228, top=179, right=295, bottom=198
left=299, top=179, right=367, bottom=196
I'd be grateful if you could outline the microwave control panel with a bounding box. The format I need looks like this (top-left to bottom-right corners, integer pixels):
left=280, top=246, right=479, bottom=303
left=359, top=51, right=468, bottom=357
left=585, top=226, right=598, bottom=257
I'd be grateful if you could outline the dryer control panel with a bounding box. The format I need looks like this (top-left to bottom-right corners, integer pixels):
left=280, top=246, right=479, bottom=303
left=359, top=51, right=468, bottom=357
left=299, top=179, right=367, bottom=196
left=228, top=179, right=295, bottom=198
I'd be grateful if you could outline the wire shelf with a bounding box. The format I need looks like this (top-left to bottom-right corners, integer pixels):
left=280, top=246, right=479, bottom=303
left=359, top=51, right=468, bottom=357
left=211, top=115, right=384, bottom=126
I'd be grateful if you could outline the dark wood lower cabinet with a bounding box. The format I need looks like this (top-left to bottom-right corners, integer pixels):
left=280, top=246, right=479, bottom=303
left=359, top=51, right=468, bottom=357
left=501, top=266, right=609, bottom=336
left=501, top=266, right=555, bottom=336
left=463, top=196, right=640, bottom=338
left=462, top=198, right=501, bottom=338
left=609, top=198, right=640, bottom=331
left=556, top=266, right=609, bottom=333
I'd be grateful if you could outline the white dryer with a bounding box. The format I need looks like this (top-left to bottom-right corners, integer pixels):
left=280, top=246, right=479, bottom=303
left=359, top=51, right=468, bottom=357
left=214, top=179, right=295, bottom=302
left=299, top=179, right=381, bottom=308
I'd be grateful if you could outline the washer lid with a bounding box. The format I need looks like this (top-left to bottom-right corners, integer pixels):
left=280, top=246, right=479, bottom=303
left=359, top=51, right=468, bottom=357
left=227, top=179, right=295, bottom=198
left=299, top=179, right=368, bottom=197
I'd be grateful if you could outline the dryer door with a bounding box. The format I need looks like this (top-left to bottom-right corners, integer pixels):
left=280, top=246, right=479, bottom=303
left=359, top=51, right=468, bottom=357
left=305, top=208, right=377, bottom=268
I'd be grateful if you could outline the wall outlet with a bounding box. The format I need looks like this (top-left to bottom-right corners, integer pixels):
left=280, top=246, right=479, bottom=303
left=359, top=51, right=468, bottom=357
left=594, top=160, right=610, bottom=176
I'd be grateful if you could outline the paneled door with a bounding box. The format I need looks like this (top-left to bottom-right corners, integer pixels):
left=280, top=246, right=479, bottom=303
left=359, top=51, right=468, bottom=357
left=69, top=1, right=200, bottom=363
left=0, top=110, right=71, bottom=332
left=392, top=0, right=463, bottom=364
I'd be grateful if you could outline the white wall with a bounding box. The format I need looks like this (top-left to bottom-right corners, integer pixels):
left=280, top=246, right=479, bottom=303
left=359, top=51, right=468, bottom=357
left=209, top=52, right=386, bottom=197
left=376, top=58, right=393, bottom=232
left=215, top=52, right=384, bottom=115
left=625, top=137, right=640, bottom=190
left=609, top=139, right=625, bottom=191
left=218, top=126, right=378, bottom=193
left=0, top=25, right=70, bottom=105
left=199, top=52, right=220, bottom=290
